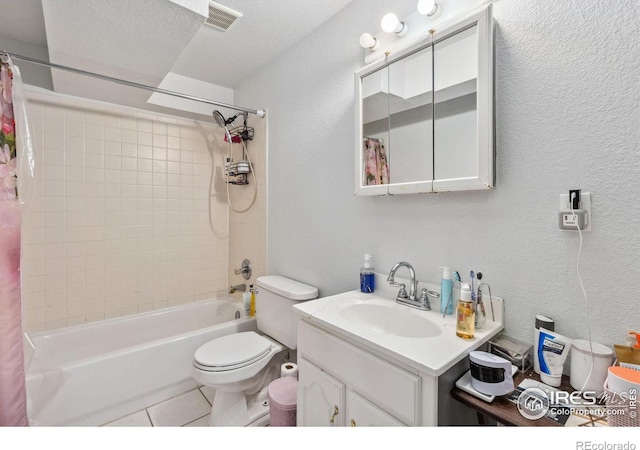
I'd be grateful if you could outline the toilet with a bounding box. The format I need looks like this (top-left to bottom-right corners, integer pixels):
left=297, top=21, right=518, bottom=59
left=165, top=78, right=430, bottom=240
left=192, top=275, right=318, bottom=426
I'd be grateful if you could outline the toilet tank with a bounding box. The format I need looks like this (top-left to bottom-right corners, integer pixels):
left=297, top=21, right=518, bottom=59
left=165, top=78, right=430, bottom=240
left=255, top=275, right=318, bottom=349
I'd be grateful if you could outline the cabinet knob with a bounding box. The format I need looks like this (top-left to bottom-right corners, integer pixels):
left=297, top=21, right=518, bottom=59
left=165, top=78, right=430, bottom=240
left=329, top=405, right=339, bottom=424
left=350, top=419, right=357, bottom=427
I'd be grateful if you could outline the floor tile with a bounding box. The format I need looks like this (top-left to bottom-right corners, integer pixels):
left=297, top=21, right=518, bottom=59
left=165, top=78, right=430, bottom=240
left=183, top=415, right=210, bottom=427
left=103, top=410, right=152, bottom=427
left=147, top=389, right=212, bottom=427
left=199, top=385, right=215, bottom=405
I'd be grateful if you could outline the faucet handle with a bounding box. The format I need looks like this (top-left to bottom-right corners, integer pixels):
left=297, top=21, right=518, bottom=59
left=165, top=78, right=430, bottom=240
left=418, top=289, right=432, bottom=311
left=397, top=283, right=408, bottom=299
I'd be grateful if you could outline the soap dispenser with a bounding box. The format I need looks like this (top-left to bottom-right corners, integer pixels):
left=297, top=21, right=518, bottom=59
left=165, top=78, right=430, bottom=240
left=456, top=283, right=475, bottom=340
left=360, top=254, right=375, bottom=293
left=439, top=267, right=454, bottom=315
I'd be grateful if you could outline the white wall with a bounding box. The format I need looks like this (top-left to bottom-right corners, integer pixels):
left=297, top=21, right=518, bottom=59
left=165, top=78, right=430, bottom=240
left=235, top=0, right=640, bottom=348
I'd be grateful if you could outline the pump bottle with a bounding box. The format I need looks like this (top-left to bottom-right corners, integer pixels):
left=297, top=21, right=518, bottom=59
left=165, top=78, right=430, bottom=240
left=456, top=283, right=475, bottom=340
left=439, top=267, right=454, bottom=315
left=360, top=254, right=375, bottom=293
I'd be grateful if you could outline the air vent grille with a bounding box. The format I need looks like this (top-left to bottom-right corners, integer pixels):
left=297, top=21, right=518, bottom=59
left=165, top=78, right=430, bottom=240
left=205, top=1, right=242, bottom=31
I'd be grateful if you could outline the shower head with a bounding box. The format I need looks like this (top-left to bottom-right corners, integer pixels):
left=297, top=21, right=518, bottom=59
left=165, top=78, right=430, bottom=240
left=212, top=110, right=227, bottom=129
left=213, top=110, right=233, bottom=143
left=213, top=110, right=245, bottom=127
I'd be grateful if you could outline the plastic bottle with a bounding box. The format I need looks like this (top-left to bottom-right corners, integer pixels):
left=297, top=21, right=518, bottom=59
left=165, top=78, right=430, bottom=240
left=242, top=291, right=251, bottom=318
left=439, top=266, right=454, bottom=315
left=456, top=283, right=475, bottom=340
left=249, top=285, right=256, bottom=317
left=533, top=315, right=554, bottom=375
left=360, top=254, right=375, bottom=293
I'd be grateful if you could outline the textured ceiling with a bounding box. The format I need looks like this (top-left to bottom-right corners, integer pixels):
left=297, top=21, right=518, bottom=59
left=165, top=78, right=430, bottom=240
left=0, top=0, right=355, bottom=116
left=170, top=0, right=357, bottom=88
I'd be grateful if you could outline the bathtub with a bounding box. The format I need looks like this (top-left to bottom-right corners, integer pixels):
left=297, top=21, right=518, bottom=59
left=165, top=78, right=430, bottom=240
left=25, top=298, right=256, bottom=426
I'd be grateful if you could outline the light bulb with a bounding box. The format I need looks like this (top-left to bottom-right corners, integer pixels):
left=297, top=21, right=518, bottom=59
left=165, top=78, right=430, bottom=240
left=381, top=13, right=408, bottom=36
left=417, top=0, right=439, bottom=17
left=381, top=13, right=399, bottom=33
left=359, top=33, right=380, bottom=50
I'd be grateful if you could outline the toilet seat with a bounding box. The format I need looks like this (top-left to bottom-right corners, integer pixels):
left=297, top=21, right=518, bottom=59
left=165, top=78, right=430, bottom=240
left=194, top=332, right=273, bottom=372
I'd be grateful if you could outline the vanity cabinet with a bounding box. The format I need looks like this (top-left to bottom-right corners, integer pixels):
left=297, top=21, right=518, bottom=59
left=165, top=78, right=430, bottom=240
left=297, top=357, right=406, bottom=427
left=296, top=321, right=432, bottom=426
left=355, top=6, right=494, bottom=195
left=297, top=357, right=346, bottom=426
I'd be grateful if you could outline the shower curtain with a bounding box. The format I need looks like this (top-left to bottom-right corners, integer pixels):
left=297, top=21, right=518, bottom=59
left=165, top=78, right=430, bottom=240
left=363, top=138, right=389, bottom=186
left=0, top=56, right=35, bottom=426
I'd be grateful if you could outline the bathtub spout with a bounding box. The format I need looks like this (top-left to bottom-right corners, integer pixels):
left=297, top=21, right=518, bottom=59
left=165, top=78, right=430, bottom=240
left=229, top=284, right=247, bottom=293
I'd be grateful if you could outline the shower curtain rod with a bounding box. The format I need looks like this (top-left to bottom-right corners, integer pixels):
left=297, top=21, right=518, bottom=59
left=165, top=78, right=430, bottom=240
left=1, top=51, right=266, bottom=118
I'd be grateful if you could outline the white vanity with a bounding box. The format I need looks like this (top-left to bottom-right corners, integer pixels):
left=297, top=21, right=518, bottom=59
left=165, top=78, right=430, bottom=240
left=292, top=279, right=504, bottom=426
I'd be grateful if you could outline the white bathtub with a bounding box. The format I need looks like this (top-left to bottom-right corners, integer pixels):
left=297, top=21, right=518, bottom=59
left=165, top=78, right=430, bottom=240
left=25, top=298, right=256, bottom=426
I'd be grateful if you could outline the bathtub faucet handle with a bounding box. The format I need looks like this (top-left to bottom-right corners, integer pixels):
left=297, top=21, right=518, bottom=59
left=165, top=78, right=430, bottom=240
left=234, top=259, right=252, bottom=280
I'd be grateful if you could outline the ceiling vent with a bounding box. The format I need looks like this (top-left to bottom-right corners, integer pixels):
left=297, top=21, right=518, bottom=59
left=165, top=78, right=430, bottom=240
left=205, top=1, right=242, bottom=31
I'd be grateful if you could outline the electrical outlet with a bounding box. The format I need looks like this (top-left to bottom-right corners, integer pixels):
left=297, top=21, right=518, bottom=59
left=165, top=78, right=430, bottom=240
left=559, top=192, right=591, bottom=231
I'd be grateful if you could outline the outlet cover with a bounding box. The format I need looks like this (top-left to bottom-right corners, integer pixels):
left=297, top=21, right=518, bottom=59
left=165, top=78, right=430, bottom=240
left=559, top=192, right=591, bottom=231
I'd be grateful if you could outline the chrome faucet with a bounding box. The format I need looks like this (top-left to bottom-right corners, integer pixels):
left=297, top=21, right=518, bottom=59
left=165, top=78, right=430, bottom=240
left=387, top=262, right=432, bottom=311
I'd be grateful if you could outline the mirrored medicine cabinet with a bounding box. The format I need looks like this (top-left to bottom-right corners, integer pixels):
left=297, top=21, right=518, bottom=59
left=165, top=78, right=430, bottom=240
left=355, top=6, right=495, bottom=196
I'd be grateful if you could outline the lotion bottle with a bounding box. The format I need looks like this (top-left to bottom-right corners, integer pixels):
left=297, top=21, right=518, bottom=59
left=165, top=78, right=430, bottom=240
left=533, top=315, right=554, bottom=375
left=456, top=283, right=475, bottom=340
left=360, top=254, right=375, bottom=293
left=439, top=266, right=454, bottom=315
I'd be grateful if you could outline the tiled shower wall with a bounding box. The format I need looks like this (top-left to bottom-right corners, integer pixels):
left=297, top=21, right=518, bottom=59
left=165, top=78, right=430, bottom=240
left=21, top=88, right=232, bottom=332
left=228, top=116, right=267, bottom=293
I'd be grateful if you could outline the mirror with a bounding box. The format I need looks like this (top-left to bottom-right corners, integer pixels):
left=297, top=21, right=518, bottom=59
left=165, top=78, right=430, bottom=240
left=355, top=6, right=494, bottom=196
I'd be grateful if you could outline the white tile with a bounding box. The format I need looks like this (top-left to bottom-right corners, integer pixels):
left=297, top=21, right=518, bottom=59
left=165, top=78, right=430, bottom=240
left=147, top=390, right=211, bottom=427
left=103, top=410, right=153, bottom=427
left=199, top=386, right=215, bottom=405
left=183, top=415, right=210, bottom=427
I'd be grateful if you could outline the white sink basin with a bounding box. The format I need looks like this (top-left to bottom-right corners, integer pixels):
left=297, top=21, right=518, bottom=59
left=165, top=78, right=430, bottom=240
left=337, top=298, right=442, bottom=338
left=293, top=287, right=504, bottom=376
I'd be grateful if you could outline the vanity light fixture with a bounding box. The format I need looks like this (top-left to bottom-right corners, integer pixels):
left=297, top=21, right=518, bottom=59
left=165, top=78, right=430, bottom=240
left=381, top=13, right=408, bottom=37
left=417, top=0, right=440, bottom=17
left=359, top=32, right=380, bottom=50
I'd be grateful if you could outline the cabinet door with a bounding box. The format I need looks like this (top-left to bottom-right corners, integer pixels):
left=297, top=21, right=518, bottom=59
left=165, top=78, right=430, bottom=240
left=297, top=357, right=345, bottom=427
left=432, top=8, right=494, bottom=192
left=346, top=390, right=405, bottom=427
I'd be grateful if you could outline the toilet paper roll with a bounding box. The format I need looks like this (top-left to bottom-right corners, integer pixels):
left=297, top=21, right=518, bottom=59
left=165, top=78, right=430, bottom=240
left=281, top=362, right=298, bottom=378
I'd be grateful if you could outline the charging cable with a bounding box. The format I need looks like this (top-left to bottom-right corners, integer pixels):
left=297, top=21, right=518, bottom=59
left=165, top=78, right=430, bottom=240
left=571, top=193, right=596, bottom=418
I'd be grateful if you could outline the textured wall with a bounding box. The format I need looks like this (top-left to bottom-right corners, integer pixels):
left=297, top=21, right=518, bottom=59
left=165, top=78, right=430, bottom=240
left=235, top=0, right=640, bottom=348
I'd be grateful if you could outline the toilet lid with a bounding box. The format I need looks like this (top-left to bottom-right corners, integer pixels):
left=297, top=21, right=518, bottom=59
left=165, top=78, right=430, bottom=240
left=194, top=332, right=272, bottom=371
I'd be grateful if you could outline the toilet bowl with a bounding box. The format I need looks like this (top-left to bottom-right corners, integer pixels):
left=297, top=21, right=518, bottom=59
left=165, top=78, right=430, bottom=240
left=192, top=275, right=318, bottom=426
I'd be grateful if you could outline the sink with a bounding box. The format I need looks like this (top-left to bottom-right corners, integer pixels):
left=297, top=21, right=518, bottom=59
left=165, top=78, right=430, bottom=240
left=337, top=298, right=442, bottom=338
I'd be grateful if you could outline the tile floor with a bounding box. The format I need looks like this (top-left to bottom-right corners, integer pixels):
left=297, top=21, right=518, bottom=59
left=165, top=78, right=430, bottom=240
left=103, top=386, right=215, bottom=427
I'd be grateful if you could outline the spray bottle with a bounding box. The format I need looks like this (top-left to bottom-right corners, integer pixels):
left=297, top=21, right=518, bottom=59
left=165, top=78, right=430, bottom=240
left=360, top=254, right=375, bottom=293
left=439, top=267, right=454, bottom=315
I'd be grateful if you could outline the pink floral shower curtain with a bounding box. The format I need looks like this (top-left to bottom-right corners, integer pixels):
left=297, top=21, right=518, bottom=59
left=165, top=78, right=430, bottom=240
left=0, top=59, right=28, bottom=426
left=363, top=137, right=389, bottom=186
